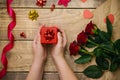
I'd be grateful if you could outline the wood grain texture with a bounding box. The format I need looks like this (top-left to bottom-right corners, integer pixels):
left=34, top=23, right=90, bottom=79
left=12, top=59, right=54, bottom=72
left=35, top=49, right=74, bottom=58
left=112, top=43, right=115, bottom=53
left=0, top=7, right=120, bottom=41
left=1, top=72, right=85, bottom=80
left=0, top=0, right=120, bottom=71
left=2, top=71, right=120, bottom=80
left=0, top=0, right=120, bottom=80
left=0, top=9, right=94, bottom=29
left=0, top=9, right=95, bottom=41
left=0, top=0, right=106, bottom=8
left=0, top=41, right=95, bottom=72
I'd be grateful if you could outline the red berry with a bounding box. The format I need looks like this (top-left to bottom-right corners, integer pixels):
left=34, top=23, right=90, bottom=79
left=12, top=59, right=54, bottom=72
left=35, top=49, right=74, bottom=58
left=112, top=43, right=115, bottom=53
left=36, top=0, right=47, bottom=7
left=20, top=32, right=26, bottom=38
left=51, top=4, right=55, bottom=11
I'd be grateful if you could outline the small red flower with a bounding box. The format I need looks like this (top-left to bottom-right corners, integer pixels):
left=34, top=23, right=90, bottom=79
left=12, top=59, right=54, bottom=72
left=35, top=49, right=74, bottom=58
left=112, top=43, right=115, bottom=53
left=69, top=41, right=80, bottom=56
left=58, top=0, right=71, bottom=7
left=20, top=32, right=26, bottom=38
left=36, top=0, right=47, bottom=7
left=51, top=4, right=55, bottom=11
left=85, top=21, right=96, bottom=35
left=77, top=31, right=88, bottom=45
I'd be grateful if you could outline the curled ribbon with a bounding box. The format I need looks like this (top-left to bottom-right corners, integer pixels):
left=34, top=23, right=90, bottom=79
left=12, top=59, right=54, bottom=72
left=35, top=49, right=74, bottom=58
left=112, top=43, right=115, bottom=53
left=0, top=0, right=16, bottom=79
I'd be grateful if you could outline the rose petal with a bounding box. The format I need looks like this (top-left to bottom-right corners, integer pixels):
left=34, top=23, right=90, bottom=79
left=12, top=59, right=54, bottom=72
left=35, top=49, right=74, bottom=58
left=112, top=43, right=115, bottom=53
left=104, top=14, right=114, bottom=24
left=51, top=4, right=55, bottom=11
left=77, top=31, right=88, bottom=45
left=83, top=10, right=93, bottom=19
left=58, top=0, right=71, bottom=7
left=81, top=0, right=87, bottom=3
left=20, top=32, right=26, bottom=38
left=36, top=0, right=47, bottom=7
left=28, top=9, right=39, bottom=21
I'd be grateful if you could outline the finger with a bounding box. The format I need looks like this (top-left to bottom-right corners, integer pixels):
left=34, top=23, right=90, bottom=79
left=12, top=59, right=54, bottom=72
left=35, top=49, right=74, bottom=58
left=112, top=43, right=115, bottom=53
left=37, top=25, right=43, bottom=37
left=33, top=25, right=43, bottom=44
left=37, top=32, right=41, bottom=43
left=37, top=25, right=45, bottom=42
left=38, top=24, right=45, bottom=33
left=33, top=33, right=39, bottom=45
left=57, top=32, right=62, bottom=44
left=58, top=28, right=67, bottom=47
left=62, top=30, right=67, bottom=47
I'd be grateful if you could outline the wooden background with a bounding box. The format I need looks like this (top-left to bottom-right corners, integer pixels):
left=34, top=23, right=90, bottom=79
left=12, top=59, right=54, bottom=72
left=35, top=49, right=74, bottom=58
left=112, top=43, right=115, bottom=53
left=0, top=0, right=120, bottom=80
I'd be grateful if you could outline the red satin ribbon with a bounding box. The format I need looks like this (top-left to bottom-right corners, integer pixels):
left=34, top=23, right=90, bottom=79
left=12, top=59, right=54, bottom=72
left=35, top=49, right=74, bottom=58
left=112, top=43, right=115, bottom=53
left=0, top=0, right=16, bottom=79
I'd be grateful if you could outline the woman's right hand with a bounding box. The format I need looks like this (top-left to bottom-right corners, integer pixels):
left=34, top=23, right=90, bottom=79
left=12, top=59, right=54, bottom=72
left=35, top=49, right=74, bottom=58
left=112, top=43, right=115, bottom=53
left=51, top=28, right=67, bottom=59
left=32, top=26, right=47, bottom=61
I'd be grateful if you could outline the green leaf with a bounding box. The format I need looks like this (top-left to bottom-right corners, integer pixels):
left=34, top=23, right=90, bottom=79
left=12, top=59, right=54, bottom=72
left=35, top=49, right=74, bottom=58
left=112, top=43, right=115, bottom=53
left=85, top=36, right=96, bottom=48
left=98, top=31, right=110, bottom=42
left=94, top=29, right=103, bottom=44
left=94, top=35, right=103, bottom=44
left=113, top=39, right=120, bottom=55
left=116, top=57, right=120, bottom=64
left=86, top=42, right=96, bottom=48
left=75, top=54, right=92, bottom=64
left=83, top=65, right=103, bottom=79
left=106, top=17, right=113, bottom=38
left=110, top=63, right=118, bottom=72
left=94, top=47, right=103, bottom=57
left=96, top=57, right=109, bottom=70
left=100, top=42, right=114, bottom=53
left=110, top=59, right=118, bottom=72
left=102, top=52, right=113, bottom=60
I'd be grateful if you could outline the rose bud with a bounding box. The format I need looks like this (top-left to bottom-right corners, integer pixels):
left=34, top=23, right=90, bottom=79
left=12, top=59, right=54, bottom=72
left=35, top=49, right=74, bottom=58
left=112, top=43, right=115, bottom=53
left=51, top=4, right=55, bottom=11
left=69, top=41, right=80, bottom=56
left=85, top=21, right=98, bottom=35
left=77, top=31, right=88, bottom=45
left=20, top=32, right=26, bottom=38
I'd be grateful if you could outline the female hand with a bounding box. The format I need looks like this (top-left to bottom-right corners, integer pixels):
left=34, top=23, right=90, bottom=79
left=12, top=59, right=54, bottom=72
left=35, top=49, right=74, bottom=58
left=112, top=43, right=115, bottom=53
left=51, top=28, right=67, bottom=58
left=50, top=29, right=78, bottom=80
left=26, top=27, right=47, bottom=80
left=33, top=27, right=47, bottom=61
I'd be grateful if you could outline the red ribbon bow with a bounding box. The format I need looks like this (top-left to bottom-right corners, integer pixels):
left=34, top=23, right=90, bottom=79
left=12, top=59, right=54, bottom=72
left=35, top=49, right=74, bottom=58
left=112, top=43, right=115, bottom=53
left=0, top=0, right=16, bottom=79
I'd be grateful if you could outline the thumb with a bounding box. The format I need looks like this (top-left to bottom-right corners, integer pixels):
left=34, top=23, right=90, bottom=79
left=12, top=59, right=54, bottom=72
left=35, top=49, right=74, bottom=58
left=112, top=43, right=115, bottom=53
left=57, top=32, right=62, bottom=44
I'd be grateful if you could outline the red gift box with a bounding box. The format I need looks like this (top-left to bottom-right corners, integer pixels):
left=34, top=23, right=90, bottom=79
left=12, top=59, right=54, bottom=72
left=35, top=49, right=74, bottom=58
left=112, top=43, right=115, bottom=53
left=40, top=26, right=58, bottom=44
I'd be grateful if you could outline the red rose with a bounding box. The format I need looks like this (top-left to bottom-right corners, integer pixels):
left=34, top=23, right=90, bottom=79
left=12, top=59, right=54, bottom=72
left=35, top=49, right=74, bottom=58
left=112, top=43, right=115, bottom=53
left=85, top=21, right=96, bottom=35
left=69, top=41, right=80, bottom=56
left=58, top=0, right=71, bottom=7
left=77, top=31, right=88, bottom=45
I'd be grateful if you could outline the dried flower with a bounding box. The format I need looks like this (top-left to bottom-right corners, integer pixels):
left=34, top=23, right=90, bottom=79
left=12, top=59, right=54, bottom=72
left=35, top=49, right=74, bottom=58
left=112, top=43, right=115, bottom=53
left=58, top=0, right=71, bottom=7
left=77, top=31, right=88, bottom=45
left=28, top=9, right=39, bottom=21
left=36, top=0, right=47, bottom=7
left=85, top=21, right=97, bottom=35
left=51, top=4, right=55, bottom=11
left=20, top=32, right=26, bottom=38
left=69, top=41, right=80, bottom=56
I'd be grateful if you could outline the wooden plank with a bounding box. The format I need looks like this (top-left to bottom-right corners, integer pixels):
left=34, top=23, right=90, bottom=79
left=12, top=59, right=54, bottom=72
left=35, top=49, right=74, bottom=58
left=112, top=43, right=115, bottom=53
left=0, top=0, right=120, bottom=31
left=0, top=0, right=106, bottom=8
left=2, top=72, right=86, bottom=80
left=0, top=8, right=120, bottom=41
left=2, top=71, right=120, bottom=80
left=0, top=0, right=120, bottom=72
left=0, top=9, right=94, bottom=28
left=0, top=0, right=120, bottom=80
left=0, top=0, right=118, bottom=31
left=0, top=41, right=95, bottom=72
left=0, top=25, right=120, bottom=41
left=0, top=0, right=119, bottom=74
left=0, top=9, right=94, bottom=41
